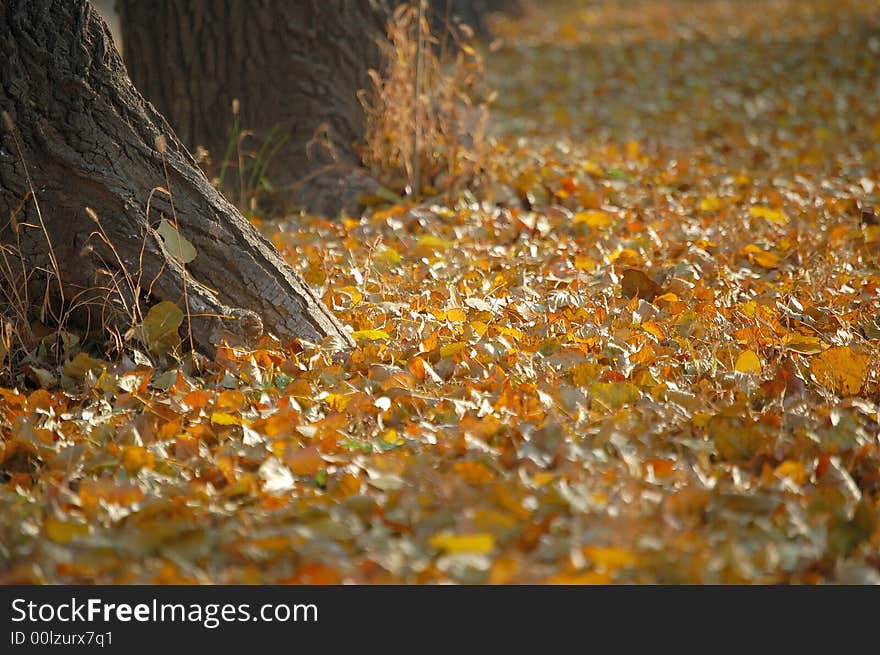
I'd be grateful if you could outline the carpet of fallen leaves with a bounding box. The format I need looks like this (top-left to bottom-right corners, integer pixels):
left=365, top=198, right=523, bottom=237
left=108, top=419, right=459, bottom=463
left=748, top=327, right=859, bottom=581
left=3, top=0, right=880, bottom=584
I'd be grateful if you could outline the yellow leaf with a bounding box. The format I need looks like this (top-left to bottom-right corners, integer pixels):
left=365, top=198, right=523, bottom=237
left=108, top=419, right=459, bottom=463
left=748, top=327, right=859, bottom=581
left=810, top=346, right=869, bottom=395
left=417, top=235, right=453, bottom=250
left=574, top=254, right=597, bottom=271
left=775, top=460, right=807, bottom=486
left=782, top=334, right=826, bottom=354
left=382, top=428, right=403, bottom=446
left=574, top=210, right=612, bottom=228
left=216, top=389, right=246, bottom=411
left=653, top=292, right=679, bottom=304
left=374, top=248, right=402, bottom=270
left=45, top=516, right=89, bottom=545
left=497, top=326, right=524, bottom=341
left=122, top=445, right=155, bottom=474
left=446, top=308, right=467, bottom=322
left=580, top=161, right=604, bottom=178
left=531, top=472, right=556, bottom=487
left=590, top=381, right=641, bottom=409
left=63, top=351, right=106, bottom=380
left=700, top=196, right=724, bottom=212
left=607, top=248, right=642, bottom=266
left=339, top=286, right=363, bottom=306
left=582, top=546, right=639, bottom=570
left=750, top=205, right=789, bottom=225
left=571, top=361, right=601, bottom=386
left=211, top=412, right=248, bottom=426
left=136, top=301, right=184, bottom=355
left=691, top=412, right=711, bottom=428
left=429, top=532, right=495, bottom=554
left=221, top=474, right=255, bottom=498
left=156, top=218, right=198, bottom=263
left=641, top=320, right=665, bottom=340
left=439, top=341, right=467, bottom=358
left=350, top=329, right=390, bottom=342
left=470, top=321, right=488, bottom=337
left=863, top=224, right=880, bottom=245
left=708, top=415, right=765, bottom=461
left=747, top=248, right=780, bottom=269
left=324, top=393, right=353, bottom=411
left=734, top=350, right=762, bottom=375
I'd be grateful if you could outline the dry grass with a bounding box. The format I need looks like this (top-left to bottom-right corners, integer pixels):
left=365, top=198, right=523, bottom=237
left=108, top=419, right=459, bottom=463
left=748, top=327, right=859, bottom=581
left=359, top=3, right=496, bottom=201
left=0, top=116, right=196, bottom=384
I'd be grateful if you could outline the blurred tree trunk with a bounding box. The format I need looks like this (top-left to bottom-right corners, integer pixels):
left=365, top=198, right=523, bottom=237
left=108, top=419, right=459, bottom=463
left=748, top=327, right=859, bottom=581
left=428, top=0, right=520, bottom=41
left=0, top=0, right=352, bottom=355
left=118, top=0, right=389, bottom=216
left=117, top=1, right=520, bottom=215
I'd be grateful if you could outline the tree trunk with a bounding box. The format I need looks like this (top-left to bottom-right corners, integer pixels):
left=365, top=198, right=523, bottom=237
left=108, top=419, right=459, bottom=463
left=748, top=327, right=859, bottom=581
left=0, top=0, right=353, bottom=356
left=426, top=0, right=521, bottom=42
left=117, top=0, right=390, bottom=216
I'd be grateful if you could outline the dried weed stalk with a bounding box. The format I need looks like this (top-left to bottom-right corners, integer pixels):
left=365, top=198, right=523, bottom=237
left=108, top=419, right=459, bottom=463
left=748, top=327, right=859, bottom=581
left=360, top=3, right=495, bottom=201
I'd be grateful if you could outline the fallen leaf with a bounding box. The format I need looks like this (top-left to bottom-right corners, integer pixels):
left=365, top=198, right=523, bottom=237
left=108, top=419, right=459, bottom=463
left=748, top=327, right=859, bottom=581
left=750, top=205, right=790, bottom=225
left=708, top=415, right=765, bottom=462
left=810, top=346, right=869, bottom=395
left=734, top=350, right=762, bottom=374
left=429, top=532, right=495, bottom=554
left=45, top=516, right=89, bottom=545
left=620, top=268, right=661, bottom=301
left=350, top=329, right=390, bottom=342
left=136, top=301, right=184, bottom=355
left=156, top=218, right=198, bottom=264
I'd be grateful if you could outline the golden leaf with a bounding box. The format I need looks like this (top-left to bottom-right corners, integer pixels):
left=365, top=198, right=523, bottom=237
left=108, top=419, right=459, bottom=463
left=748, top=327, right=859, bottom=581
left=45, top=516, right=89, bottom=545
left=211, top=412, right=247, bottom=426
left=446, top=308, right=467, bottom=322
left=749, top=205, right=789, bottom=225
left=350, top=329, right=390, bottom=342
left=416, top=235, right=453, bottom=250
left=429, top=532, right=495, bottom=554
left=590, top=381, right=641, bottom=409
left=810, top=346, right=869, bottom=395
left=775, top=460, right=807, bottom=486
left=374, top=248, right=402, bottom=270
left=708, top=415, right=765, bottom=462
left=122, top=445, right=155, bottom=474
left=582, top=546, right=639, bottom=570
left=734, top=350, right=762, bottom=375
left=573, top=210, right=612, bottom=228
left=439, top=341, right=467, bottom=358
left=700, top=196, right=724, bottom=212
left=782, top=334, right=826, bottom=354
left=338, top=285, right=363, bottom=306
left=745, top=247, right=780, bottom=269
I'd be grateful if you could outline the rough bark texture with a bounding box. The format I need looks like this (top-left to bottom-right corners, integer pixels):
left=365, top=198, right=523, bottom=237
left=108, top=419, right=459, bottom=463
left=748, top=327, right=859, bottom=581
left=0, top=0, right=353, bottom=355
left=118, top=0, right=389, bottom=216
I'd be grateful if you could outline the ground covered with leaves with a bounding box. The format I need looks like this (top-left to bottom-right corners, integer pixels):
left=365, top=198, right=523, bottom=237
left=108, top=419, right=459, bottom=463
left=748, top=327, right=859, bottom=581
left=3, top=0, right=880, bottom=583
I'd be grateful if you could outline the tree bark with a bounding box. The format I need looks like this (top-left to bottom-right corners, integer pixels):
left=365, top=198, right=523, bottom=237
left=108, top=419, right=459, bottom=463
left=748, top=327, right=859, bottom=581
left=0, top=0, right=353, bottom=356
left=118, top=0, right=390, bottom=216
